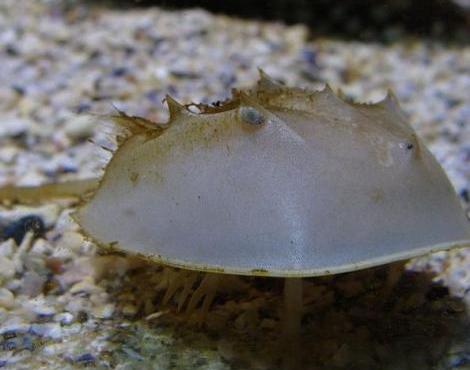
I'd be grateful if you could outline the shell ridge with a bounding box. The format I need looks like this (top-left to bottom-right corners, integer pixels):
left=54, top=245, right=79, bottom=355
left=164, top=94, right=193, bottom=121
left=108, top=107, right=165, bottom=135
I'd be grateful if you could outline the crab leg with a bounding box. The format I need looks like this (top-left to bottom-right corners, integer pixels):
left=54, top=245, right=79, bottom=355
left=186, top=273, right=219, bottom=318
left=282, top=277, right=303, bottom=370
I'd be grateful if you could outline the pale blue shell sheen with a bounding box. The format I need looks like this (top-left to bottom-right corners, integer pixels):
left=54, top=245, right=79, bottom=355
left=77, top=78, right=470, bottom=277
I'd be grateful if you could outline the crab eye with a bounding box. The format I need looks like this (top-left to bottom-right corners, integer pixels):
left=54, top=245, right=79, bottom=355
left=239, top=106, right=265, bottom=126
left=399, top=142, right=414, bottom=150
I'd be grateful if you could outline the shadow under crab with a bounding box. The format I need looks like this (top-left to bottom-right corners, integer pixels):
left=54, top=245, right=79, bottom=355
left=102, top=261, right=469, bottom=370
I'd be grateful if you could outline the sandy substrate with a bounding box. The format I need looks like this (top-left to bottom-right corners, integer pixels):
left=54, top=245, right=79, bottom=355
left=0, top=1, right=469, bottom=369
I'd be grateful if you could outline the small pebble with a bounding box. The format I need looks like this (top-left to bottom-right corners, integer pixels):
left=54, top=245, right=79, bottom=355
left=74, top=353, right=95, bottom=365
left=54, top=312, right=74, bottom=325
left=42, top=344, right=59, bottom=356
left=121, top=304, right=138, bottom=316
left=2, top=337, right=20, bottom=351
left=0, top=317, right=30, bottom=335
left=4, top=279, right=22, bottom=292
left=70, top=277, right=101, bottom=294
left=0, top=239, right=16, bottom=258
left=0, top=216, right=45, bottom=245
left=30, top=323, right=62, bottom=339
left=0, top=117, right=30, bottom=138
left=0, top=288, right=14, bottom=309
left=92, top=303, right=115, bottom=319
left=0, top=256, right=16, bottom=280
left=59, top=231, right=84, bottom=253
left=23, top=297, right=56, bottom=317
left=21, top=336, right=34, bottom=351
left=19, top=271, right=47, bottom=297
left=0, top=307, right=7, bottom=323
left=63, top=116, right=95, bottom=141
left=30, top=238, right=52, bottom=256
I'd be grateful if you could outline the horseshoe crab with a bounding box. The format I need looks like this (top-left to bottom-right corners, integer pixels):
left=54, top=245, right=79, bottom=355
left=2, top=71, right=469, bottom=368
left=71, top=71, right=470, bottom=367
left=76, top=72, right=470, bottom=277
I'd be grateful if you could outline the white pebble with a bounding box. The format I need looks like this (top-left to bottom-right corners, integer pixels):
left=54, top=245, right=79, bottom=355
left=19, top=273, right=46, bottom=297
left=38, top=204, right=60, bottom=228
left=0, top=145, right=17, bottom=163
left=0, top=317, right=30, bottom=334
left=51, top=245, right=75, bottom=260
left=1, top=204, right=59, bottom=228
left=0, top=288, right=15, bottom=309
left=0, top=239, right=16, bottom=258
left=42, top=344, right=59, bottom=356
left=64, top=297, right=87, bottom=314
left=23, top=296, right=56, bottom=316
left=5, top=279, right=22, bottom=291
left=0, top=116, right=31, bottom=137
left=92, top=303, right=115, bottom=319
left=59, top=231, right=84, bottom=253
left=31, top=323, right=62, bottom=339
left=62, top=323, right=82, bottom=336
left=64, top=115, right=95, bottom=140
left=30, top=239, right=52, bottom=255
left=0, top=256, right=16, bottom=280
left=54, top=312, right=74, bottom=325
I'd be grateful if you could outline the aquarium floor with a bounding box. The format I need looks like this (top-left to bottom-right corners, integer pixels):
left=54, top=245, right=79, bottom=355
left=0, top=1, right=469, bottom=369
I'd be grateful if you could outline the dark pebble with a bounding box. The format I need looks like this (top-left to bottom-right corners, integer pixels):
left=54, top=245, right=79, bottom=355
left=2, top=338, right=18, bottom=351
left=22, top=335, right=34, bottom=351
left=144, top=89, right=160, bottom=103
left=0, top=215, right=46, bottom=244
left=5, top=44, right=18, bottom=56
left=77, top=311, right=88, bottom=323
left=301, top=48, right=318, bottom=65
left=123, top=46, right=135, bottom=56
left=89, top=50, right=101, bottom=60
left=59, top=164, right=78, bottom=174
left=194, top=358, right=208, bottom=367
left=460, top=189, right=469, bottom=203
left=11, top=84, right=26, bottom=96
left=2, top=331, right=17, bottom=340
left=75, top=353, right=95, bottom=364
left=170, top=70, right=200, bottom=79
left=425, top=285, right=449, bottom=301
left=76, top=102, right=91, bottom=114
left=0, top=335, right=33, bottom=351
left=448, top=352, right=470, bottom=368
left=111, top=66, right=128, bottom=77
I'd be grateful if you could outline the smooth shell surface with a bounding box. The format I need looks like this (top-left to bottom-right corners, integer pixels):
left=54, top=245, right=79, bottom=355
left=76, top=74, right=470, bottom=277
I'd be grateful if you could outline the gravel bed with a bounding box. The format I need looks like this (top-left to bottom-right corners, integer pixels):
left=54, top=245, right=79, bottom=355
left=0, top=1, right=469, bottom=369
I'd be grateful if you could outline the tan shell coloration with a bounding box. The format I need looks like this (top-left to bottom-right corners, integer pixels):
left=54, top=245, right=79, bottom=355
left=76, top=72, right=470, bottom=277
